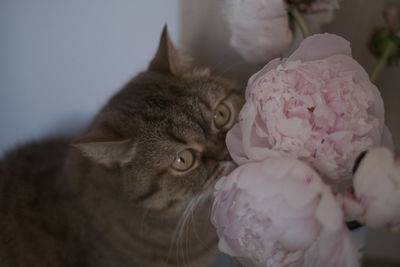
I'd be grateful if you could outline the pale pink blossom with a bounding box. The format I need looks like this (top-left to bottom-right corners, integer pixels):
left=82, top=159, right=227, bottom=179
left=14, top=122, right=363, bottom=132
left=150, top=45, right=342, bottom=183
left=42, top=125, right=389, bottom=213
left=343, top=147, right=400, bottom=230
left=226, top=34, right=385, bottom=182
left=212, top=157, right=359, bottom=267
left=224, top=0, right=340, bottom=63
left=225, top=0, right=292, bottom=62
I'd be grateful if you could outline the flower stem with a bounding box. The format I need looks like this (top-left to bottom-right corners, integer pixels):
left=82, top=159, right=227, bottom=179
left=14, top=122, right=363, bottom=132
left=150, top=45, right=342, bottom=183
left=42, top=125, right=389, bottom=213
left=289, top=5, right=311, bottom=38
left=370, top=40, right=396, bottom=83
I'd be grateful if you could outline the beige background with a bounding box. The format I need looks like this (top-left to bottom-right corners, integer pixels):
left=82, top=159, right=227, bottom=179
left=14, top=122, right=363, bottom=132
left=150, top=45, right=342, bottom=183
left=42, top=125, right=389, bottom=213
left=180, top=0, right=400, bottom=264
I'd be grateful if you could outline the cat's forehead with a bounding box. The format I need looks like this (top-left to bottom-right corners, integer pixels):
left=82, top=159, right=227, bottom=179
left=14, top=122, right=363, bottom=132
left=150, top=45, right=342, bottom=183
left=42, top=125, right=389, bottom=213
left=143, top=103, right=209, bottom=144
left=131, top=77, right=231, bottom=141
left=183, top=76, right=235, bottom=101
left=102, top=72, right=239, bottom=143
left=130, top=76, right=234, bottom=119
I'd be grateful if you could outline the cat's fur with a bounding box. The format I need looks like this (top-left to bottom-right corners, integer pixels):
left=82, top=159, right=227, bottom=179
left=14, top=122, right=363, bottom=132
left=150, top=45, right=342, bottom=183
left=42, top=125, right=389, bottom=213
left=0, top=27, right=243, bottom=267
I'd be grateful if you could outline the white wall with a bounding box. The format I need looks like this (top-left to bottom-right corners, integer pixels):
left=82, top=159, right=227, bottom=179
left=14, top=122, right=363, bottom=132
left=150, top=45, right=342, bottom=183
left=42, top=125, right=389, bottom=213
left=0, top=0, right=179, bottom=155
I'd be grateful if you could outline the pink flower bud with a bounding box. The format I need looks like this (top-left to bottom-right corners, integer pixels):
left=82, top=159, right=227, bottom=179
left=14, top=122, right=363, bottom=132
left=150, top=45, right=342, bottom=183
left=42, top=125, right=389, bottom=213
left=344, top=147, right=400, bottom=230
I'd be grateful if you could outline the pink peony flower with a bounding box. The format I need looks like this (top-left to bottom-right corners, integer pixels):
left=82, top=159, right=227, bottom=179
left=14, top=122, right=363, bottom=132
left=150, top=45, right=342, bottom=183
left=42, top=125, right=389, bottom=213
left=224, top=0, right=293, bottom=63
left=343, top=147, right=400, bottom=230
left=224, top=0, right=340, bottom=63
left=226, top=34, right=385, bottom=182
left=212, top=157, right=359, bottom=267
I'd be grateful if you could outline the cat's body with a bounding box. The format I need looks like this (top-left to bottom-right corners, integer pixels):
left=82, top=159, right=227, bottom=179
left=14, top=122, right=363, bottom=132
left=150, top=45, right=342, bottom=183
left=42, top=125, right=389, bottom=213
left=0, top=140, right=72, bottom=267
left=0, top=27, right=243, bottom=267
left=0, top=139, right=216, bottom=267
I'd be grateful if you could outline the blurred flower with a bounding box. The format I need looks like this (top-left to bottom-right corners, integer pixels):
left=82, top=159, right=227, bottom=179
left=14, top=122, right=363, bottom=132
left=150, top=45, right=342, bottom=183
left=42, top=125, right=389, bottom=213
left=224, top=0, right=340, bottom=63
left=226, top=33, right=385, bottom=182
left=212, top=157, right=359, bottom=267
left=344, top=147, right=400, bottom=231
left=383, top=7, right=400, bottom=33
left=369, top=7, right=400, bottom=70
left=224, top=0, right=292, bottom=62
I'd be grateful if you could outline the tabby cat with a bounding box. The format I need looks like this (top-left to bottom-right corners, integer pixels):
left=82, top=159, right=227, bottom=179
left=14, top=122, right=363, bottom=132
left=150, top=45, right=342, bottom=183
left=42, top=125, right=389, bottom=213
left=0, top=27, right=243, bottom=267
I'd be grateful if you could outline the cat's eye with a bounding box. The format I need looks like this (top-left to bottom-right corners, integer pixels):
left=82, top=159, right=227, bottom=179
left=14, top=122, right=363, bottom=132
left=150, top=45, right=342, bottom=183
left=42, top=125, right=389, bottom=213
left=213, top=103, right=231, bottom=129
left=171, top=149, right=195, bottom=171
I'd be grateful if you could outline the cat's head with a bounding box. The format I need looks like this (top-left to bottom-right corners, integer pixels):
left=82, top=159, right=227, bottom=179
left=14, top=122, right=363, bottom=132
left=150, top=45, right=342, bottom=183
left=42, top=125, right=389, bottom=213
left=72, top=27, right=243, bottom=212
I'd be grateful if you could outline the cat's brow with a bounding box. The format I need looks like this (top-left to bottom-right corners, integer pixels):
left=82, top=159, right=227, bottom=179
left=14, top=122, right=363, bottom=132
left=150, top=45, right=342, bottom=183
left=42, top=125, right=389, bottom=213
left=197, top=96, right=212, bottom=111
left=165, top=129, right=187, bottom=144
left=226, top=89, right=241, bottom=98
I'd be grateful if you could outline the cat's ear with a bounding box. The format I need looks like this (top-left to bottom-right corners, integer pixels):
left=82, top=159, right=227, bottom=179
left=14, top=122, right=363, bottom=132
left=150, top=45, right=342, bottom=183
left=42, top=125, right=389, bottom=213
left=149, top=25, right=192, bottom=75
left=71, top=126, right=134, bottom=167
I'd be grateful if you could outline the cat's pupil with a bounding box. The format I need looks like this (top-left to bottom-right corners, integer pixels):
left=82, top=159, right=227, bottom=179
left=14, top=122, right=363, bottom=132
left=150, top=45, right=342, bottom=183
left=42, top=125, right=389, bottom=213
left=171, top=149, right=195, bottom=171
left=214, top=103, right=231, bottom=129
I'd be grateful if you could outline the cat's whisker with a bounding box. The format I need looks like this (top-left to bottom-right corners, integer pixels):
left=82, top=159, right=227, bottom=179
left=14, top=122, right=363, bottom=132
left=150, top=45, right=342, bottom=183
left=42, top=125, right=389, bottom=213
left=185, top=191, right=213, bottom=264
left=190, top=191, right=212, bottom=249
left=138, top=207, right=150, bottom=240
left=183, top=194, right=201, bottom=265
left=182, top=205, right=194, bottom=265
left=169, top=190, right=210, bottom=266
left=168, top=195, right=195, bottom=265
left=184, top=210, right=192, bottom=266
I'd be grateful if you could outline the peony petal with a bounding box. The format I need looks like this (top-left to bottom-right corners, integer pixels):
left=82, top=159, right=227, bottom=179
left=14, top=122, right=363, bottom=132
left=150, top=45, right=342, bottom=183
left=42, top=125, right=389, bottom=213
left=381, top=125, right=395, bottom=150
left=352, top=147, right=400, bottom=229
left=246, top=58, right=282, bottom=97
left=276, top=116, right=308, bottom=138
left=280, top=217, right=320, bottom=250
left=303, top=227, right=359, bottom=267
left=282, top=161, right=324, bottom=208
left=342, top=194, right=365, bottom=222
left=288, top=33, right=351, bottom=62
left=226, top=124, right=250, bottom=165
left=315, top=186, right=343, bottom=232
left=218, top=239, right=235, bottom=256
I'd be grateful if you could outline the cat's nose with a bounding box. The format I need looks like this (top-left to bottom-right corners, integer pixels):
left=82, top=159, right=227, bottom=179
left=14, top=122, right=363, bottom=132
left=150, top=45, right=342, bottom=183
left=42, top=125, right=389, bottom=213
left=203, top=132, right=230, bottom=161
